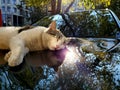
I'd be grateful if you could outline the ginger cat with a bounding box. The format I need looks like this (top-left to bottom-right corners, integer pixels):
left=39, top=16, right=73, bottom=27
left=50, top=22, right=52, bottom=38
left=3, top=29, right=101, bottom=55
left=0, top=21, right=68, bottom=66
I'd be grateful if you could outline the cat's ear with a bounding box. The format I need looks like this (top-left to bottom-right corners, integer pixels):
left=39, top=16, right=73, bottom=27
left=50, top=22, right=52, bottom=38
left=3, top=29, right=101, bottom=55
left=48, top=21, right=56, bottom=31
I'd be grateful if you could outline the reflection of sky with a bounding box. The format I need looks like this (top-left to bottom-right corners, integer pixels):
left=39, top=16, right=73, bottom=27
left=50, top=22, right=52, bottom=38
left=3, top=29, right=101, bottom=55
left=51, top=14, right=65, bottom=29
left=90, top=10, right=114, bottom=22
left=90, top=10, right=97, bottom=17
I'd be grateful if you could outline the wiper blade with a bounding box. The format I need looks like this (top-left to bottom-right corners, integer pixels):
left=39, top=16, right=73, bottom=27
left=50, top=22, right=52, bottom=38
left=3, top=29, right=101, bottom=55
left=106, top=39, right=120, bottom=52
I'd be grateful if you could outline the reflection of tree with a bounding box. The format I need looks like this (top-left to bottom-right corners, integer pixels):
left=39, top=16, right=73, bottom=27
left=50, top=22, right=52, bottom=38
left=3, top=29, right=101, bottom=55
left=96, top=10, right=117, bottom=37
left=59, top=10, right=118, bottom=38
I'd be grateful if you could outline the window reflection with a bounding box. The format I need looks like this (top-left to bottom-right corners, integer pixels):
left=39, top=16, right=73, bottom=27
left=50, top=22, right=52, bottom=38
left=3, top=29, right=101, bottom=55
left=12, top=0, right=16, bottom=4
left=2, top=6, right=5, bottom=12
left=7, top=0, right=10, bottom=4
left=13, top=7, right=17, bottom=13
left=7, top=6, right=11, bottom=12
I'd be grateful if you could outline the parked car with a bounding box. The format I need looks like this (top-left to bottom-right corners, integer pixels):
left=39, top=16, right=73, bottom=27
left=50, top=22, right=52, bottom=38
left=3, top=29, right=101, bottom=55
left=0, top=9, right=120, bottom=90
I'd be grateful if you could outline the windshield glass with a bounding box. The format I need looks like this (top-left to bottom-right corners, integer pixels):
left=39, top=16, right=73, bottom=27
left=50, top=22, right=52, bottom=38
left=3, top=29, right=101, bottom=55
left=33, top=9, right=120, bottom=38
left=54, top=10, right=119, bottom=38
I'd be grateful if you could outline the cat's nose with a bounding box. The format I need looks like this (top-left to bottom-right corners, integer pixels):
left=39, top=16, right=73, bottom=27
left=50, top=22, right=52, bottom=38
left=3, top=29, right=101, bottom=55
left=56, top=45, right=60, bottom=49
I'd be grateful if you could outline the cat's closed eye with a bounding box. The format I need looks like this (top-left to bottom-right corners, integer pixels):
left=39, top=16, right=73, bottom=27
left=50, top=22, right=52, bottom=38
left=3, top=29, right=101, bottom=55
left=63, top=41, right=67, bottom=45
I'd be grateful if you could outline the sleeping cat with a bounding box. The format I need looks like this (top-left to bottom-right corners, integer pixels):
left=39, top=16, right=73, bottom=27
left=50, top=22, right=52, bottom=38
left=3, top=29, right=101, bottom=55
left=0, top=21, right=68, bottom=66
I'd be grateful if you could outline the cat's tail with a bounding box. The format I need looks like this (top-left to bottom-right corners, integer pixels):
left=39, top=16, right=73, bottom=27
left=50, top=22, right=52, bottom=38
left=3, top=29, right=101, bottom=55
left=18, top=25, right=34, bottom=33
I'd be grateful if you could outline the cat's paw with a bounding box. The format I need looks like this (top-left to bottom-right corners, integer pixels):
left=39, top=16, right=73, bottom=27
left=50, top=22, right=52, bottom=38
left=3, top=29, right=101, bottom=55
left=8, top=47, right=29, bottom=67
left=4, top=51, right=11, bottom=61
left=8, top=55, right=23, bottom=67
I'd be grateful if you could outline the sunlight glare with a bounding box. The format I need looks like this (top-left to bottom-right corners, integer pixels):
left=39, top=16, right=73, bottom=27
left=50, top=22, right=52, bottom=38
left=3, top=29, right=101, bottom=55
left=64, top=47, right=79, bottom=64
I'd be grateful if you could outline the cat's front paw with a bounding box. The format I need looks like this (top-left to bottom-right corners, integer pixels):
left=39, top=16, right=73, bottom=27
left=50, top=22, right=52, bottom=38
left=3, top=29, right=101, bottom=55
left=8, top=47, right=29, bottom=67
left=4, top=51, right=11, bottom=61
left=8, top=54, right=23, bottom=67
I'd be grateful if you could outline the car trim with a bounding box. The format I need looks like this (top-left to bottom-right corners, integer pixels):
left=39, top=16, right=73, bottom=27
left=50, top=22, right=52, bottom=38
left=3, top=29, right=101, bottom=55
left=109, top=9, right=120, bottom=30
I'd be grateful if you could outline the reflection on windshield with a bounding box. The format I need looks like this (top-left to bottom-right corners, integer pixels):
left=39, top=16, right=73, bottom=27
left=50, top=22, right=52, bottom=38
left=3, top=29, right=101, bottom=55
left=53, top=10, right=119, bottom=38
left=32, top=9, right=119, bottom=38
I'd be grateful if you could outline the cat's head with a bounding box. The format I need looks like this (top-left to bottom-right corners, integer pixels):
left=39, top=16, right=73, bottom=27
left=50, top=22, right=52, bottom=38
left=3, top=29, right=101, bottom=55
left=46, top=21, right=69, bottom=50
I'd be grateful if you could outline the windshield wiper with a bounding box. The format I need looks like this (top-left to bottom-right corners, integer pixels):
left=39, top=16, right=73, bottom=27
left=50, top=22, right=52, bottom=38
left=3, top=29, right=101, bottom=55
left=106, top=39, right=120, bottom=52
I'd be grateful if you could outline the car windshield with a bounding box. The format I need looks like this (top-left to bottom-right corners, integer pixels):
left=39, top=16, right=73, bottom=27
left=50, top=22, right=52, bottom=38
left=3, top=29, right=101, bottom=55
left=53, top=10, right=119, bottom=38
left=33, top=9, right=119, bottom=38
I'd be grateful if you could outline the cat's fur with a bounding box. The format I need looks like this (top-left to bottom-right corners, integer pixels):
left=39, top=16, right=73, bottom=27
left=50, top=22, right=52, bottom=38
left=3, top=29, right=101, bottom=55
left=0, top=21, right=68, bottom=66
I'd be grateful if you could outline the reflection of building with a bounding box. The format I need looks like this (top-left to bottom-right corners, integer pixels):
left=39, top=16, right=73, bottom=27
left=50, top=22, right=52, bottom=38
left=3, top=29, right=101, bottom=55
left=0, top=0, right=32, bottom=26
